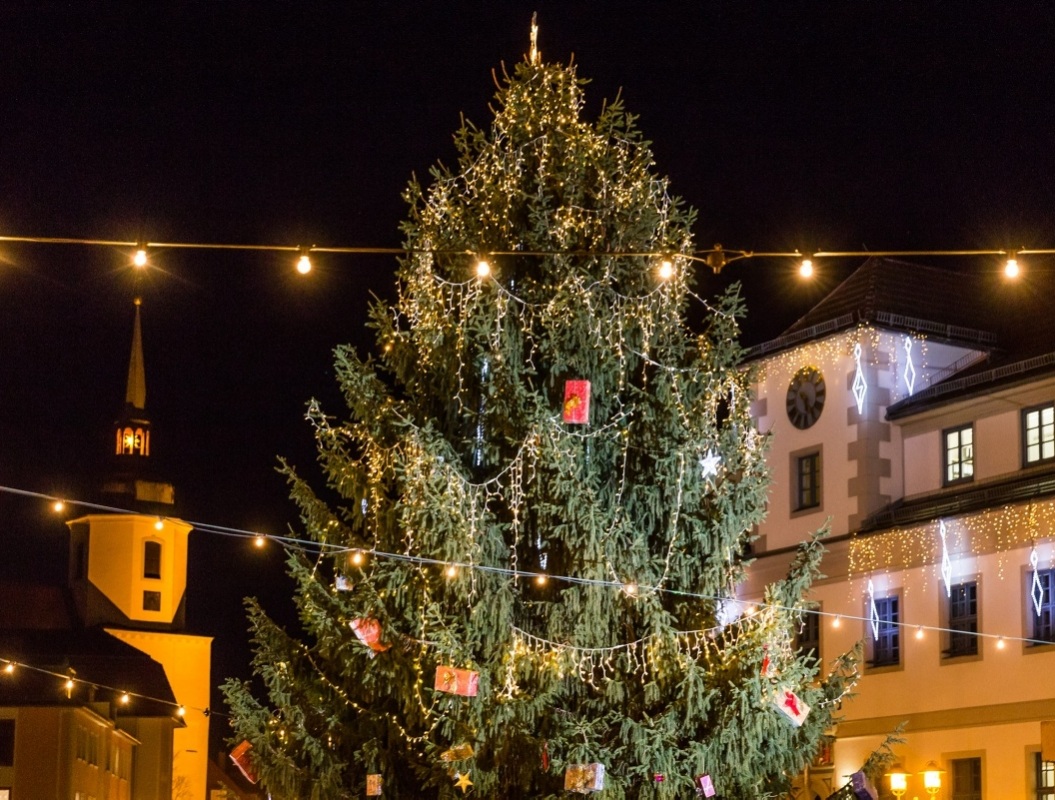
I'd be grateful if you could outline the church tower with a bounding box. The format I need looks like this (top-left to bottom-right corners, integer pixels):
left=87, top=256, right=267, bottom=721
left=66, top=297, right=211, bottom=800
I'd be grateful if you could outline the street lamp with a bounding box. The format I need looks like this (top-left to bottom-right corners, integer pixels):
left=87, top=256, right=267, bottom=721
left=921, top=760, right=944, bottom=797
left=885, top=763, right=909, bottom=798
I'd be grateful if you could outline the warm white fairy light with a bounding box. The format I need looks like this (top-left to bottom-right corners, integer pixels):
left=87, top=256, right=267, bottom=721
left=52, top=500, right=65, bottom=513
left=154, top=518, right=164, bottom=531
left=133, top=247, right=148, bottom=268
left=296, top=252, right=313, bottom=275
left=120, top=692, right=131, bottom=705
left=799, top=258, right=813, bottom=278
left=657, top=258, right=674, bottom=281
left=254, top=534, right=266, bottom=548
left=475, top=259, right=491, bottom=278
left=1005, top=253, right=1020, bottom=278
left=852, top=343, right=867, bottom=414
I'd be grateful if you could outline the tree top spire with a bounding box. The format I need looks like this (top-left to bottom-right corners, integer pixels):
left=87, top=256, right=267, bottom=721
left=529, top=12, right=540, bottom=65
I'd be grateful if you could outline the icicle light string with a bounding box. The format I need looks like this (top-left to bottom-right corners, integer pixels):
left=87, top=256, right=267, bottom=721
left=0, top=656, right=210, bottom=720
left=5, top=483, right=1051, bottom=651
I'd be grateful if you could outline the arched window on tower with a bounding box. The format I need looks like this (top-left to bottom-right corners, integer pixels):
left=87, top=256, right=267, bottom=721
left=143, top=540, right=162, bottom=579
left=117, top=427, right=149, bottom=456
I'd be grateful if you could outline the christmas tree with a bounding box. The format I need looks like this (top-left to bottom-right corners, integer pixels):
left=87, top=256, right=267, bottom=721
left=224, top=35, right=861, bottom=800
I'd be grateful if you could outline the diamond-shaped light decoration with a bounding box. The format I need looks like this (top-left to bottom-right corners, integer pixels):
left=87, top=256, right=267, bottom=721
left=939, top=520, right=952, bottom=597
left=903, top=336, right=917, bottom=396
left=1031, top=547, right=1045, bottom=617
left=868, top=579, right=879, bottom=641
left=852, top=343, right=867, bottom=414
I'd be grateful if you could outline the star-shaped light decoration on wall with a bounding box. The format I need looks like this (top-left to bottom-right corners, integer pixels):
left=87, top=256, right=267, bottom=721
left=939, top=519, right=952, bottom=597
left=852, top=343, right=867, bottom=414
left=1031, top=546, right=1045, bottom=616
left=867, top=579, right=879, bottom=641
left=903, top=336, right=917, bottom=396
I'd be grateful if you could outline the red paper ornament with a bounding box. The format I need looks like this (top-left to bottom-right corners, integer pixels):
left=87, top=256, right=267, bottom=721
left=229, top=740, right=258, bottom=784
left=351, top=618, right=391, bottom=652
left=562, top=380, right=591, bottom=424
left=434, top=665, right=479, bottom=696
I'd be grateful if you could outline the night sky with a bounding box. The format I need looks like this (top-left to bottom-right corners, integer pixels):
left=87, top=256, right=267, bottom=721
left=2, top=2, right=1055, bottom=745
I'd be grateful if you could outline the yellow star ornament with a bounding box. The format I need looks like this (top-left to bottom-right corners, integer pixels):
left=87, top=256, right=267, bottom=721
left=453, top=771, right=473, bottom=794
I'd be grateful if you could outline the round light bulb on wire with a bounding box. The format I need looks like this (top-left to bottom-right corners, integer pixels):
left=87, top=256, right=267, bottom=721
left=832, top=615, right=842, bottom=629
left=120, top=692, right=131, bottom=705
left=254, top=534, right=266, bottom=548
left=351, top=550, right=365, bottom=567
left=534, top=574, right=548, bottom=586
left=154, top=518, right=164, bottom=531
left=997, top=636, right=1006, bottom=650
left=133, top=248, right=148, bottom=269
left=444, top=564, right=458, bottom=579
left=296, top=252, right=312, bottom=275
left=658, top=258, right=674, bottom=281
left=52, top=500, right=65, bottom=513
left=799, top=258, right=814, bottom=278
left=3, top=663, right=13, bottom=675
left=177, top=704, right=186, bottom=717
left=915, top=626, right=924, bottom=640
left=475, top=259, right=491, bottom=278
left=1004, top=253, right=1020, bottom=279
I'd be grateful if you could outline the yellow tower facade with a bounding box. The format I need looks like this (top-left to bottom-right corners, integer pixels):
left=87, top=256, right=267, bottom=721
left=65, top=298, right=211, bottom=800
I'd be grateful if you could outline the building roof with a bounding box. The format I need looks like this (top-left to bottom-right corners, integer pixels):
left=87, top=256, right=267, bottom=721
left=0, top=625, right=182, bottom=721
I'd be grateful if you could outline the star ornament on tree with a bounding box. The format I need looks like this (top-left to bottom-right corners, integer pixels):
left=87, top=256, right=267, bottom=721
left=453, top=771, right=474, bottom=794
left=699, top=451, right=721, bottom=480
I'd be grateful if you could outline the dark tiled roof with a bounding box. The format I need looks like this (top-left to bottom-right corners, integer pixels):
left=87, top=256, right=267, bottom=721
left=0, top=627, right=181, bottom=719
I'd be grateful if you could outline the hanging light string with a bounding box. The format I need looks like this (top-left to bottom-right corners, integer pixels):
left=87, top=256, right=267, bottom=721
left=4, top=483, right=1052, bottom=649
left=0, top=233, right=1050, bottom=275
left=0, top=656, right=212, bottom=719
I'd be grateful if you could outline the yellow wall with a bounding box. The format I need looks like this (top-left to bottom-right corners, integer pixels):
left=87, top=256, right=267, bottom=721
left=77, top=514, right=193, bottom=625
left=107, top=628, right=212, bottom=800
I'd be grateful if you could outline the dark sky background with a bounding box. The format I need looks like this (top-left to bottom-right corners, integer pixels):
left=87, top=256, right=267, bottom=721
left=2, top=2, right=1055, bottom=748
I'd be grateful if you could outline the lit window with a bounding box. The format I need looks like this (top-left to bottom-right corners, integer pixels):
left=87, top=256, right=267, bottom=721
left=951, top=756, right=981, bottom=800
left=143, top=541, right=161, bottom=579
left=945, top=581, right=978, bottom=658
left=1035, top=752, right=1055, bottom=798
left=869, top=595, right=900, bottom=667
left=1032, top=569, right=1055, bottom=644
left=944, top=424, right=974, bottom=485
left=795, top=451, right=821, bottom=511
left=1024, top=403, right=1055, bottom=465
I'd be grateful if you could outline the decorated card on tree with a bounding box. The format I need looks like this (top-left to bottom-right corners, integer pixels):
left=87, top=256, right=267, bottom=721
left=434, top=665, right=479, bottom=697
left=773, top=688, right=810, bottom=726
left=366, top=774, right=383, bottom=796
left=562, top=380, right=591, bottom=424
left=229, top=740, right=258, bottom=784
left=351, top=617, right=391, bottom=652
left=564, top=763, right=605, bottom=793
left=695, top=774, right=716, bottom=797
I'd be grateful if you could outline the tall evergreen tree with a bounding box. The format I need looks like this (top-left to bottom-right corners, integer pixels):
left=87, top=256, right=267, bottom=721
left=224, top=42, right=861, bottom=799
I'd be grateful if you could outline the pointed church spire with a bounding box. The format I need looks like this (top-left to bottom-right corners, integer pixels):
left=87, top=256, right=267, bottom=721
left=126, top=297, right=147, bottom=410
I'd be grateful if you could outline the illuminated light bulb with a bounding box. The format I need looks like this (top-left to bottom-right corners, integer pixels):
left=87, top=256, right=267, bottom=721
left=996, top=636, right=1006, bottom=650
left=296, top=252, right=312, bottom=275
left=3, top=662, right=14, bottom=674
left=120, top=692, right=131, bottom=705
left=65, top=678, right=75, bottom=697
left=444, top=564, right=458, bottom=579
left=177, top=704, right=186, bottom=717
left=1004, top=254, right=1020, bottom=279
left=133, top=247, right=148, bottom=269
left=832, top=615, right=842, bottom=629
left=254, top=534, right=266, bottom=548
left=658, top=258, right=674, bottom=281
left=799, top=258, right=814, bottom=278
left=475, top=259, right=491, bottom=278
left=535, top=574, right=548, bottom=586
left=52, top=500, right=65, bottom=513
left=154, top=518, right=164, bottom=531
left=915, top=626, right=924, bottom=640
left=623, top=582, right=638, bottom=597
left=351, top=550, right=365, bottom=566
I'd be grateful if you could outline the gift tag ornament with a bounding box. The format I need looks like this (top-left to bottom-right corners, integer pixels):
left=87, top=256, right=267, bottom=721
left=695, top=774, right=716, bottom=797
left=350, top=618, right=391, bottom=653
left=564, top=763, right=605, bottom=794
left=440, top=743, right=475, bottom=763
left=229, top=740, right=258, bottom=784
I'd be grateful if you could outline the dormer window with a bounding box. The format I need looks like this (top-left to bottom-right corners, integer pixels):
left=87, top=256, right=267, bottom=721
left=143, top=540, right=162, bottom=579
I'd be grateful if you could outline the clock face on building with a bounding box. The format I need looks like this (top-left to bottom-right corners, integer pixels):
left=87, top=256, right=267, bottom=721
left=786, top=366, right=826, bottom=429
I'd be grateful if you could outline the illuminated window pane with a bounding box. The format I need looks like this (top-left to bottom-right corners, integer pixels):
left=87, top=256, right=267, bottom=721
left=944, top=424, right=974, bottom=485
left=1025, top=404, right=1055, bottom=465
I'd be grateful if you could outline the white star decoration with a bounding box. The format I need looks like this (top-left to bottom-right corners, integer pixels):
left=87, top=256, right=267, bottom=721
left=699, top=451, right=721, bottom=479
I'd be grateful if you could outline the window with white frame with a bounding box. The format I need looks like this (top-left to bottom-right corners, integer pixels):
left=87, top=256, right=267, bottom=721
left=1035, top=753, right=1055, bottom=798
left=868, top=595, right=900, bottom=667
left=946, top=581, right=978, bottom=658
left=944, top=423, right=974, bottom=485
left=1024, top=403, right=1055, bottom=466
